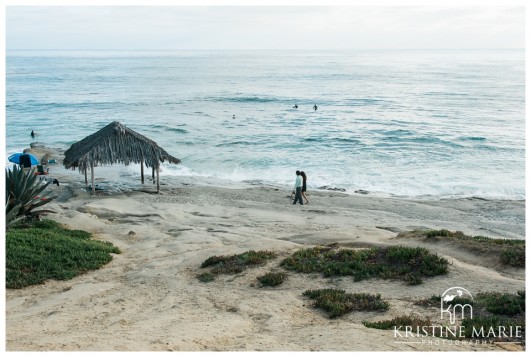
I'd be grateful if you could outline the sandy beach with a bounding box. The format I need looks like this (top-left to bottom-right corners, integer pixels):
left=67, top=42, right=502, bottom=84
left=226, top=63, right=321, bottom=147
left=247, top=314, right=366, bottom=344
left=5, top=145, right=525, bottom=351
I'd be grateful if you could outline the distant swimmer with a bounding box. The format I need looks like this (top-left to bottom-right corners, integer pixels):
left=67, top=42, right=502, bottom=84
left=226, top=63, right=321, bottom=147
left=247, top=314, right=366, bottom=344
left=313, top=105, right=318, bottom=111
left=232, top=115, right=236, bottom=119
left=31, top=130, right=35, bottom=138
left=293, top=104, right=298, bottom=109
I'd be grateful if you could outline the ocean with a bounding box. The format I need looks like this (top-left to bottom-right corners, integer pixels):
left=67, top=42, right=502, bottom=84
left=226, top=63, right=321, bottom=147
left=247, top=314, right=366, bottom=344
left=5, top=49, right=525, bottom=200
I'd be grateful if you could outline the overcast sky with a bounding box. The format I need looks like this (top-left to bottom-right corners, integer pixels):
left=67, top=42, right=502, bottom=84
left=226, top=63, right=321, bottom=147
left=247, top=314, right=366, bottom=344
left=5, top=6, right=525, bottom=50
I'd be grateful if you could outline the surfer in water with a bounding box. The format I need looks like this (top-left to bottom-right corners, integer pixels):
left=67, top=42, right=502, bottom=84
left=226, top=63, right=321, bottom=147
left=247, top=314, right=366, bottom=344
left=31, top=130, right=35, bottom=138
left=313, top=104, right=318, bottom=111
left=293, top=104, right=298, bottom=109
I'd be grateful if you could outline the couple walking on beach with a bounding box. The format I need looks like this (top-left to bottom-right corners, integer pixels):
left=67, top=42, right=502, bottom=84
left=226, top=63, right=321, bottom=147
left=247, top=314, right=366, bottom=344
left=292, top=170, right=309, bottom=205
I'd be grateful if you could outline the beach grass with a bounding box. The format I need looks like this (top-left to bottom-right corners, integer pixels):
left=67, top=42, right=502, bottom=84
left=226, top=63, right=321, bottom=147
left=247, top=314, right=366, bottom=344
left=198, top=250, right=277, bottom=281
left=281, top=245, right=448, bottom=285
left=303, top=288, right=389, bottom=318
left=257, top=271, right=288, bottom=287
left=6, top=219, right=120, bottom=289
left=400, top=229, right=525, bottom=268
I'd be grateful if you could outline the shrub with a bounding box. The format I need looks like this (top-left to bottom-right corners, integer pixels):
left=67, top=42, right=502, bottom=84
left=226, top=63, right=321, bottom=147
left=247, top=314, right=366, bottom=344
left=198, top=250, right=277, bottom=280
left=403, top=229, right=525, bottom=268
left=197, top=272, right=215, bottom=283
left=426, top=229, right=459, bottom=238
left=257, top=271, right=287, bottom=287
left=501, top=248, right=525, bottom=268
left=303, top=289, right=389, bottom=318
left=476, top=291, right=525, bottom=317
left=281, top=245, right=448, bottom=284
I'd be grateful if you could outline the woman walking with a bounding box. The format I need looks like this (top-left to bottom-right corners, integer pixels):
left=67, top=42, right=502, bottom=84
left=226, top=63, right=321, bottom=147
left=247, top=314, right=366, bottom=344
left=301, top=171, right=309, bottom=204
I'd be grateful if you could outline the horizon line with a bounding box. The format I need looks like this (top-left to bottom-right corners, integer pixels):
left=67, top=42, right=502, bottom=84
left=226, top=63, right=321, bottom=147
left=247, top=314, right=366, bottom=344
left=6, top=48, right=525, bottom=51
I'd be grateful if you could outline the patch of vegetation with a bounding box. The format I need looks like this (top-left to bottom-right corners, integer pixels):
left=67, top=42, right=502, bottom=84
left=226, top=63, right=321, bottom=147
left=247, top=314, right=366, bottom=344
left=476, top=291, right=525, bottom=317
left=416, top=291, right=525, bottom=317
left=281, top=245, right=448, bottom=285
left=363, top=314, right=432, bottom=330
left=197, top=272, right=215, bottom=283
left=198, top=250, right=277, bottom=281
left=257, top=271, right=288, bottom=287
left=461, top=315, right=525, bottom=342
left=6, top=219, right=120, bottom=289
left=461, top=292, right=525, bottom=343
left=415, top=294, right=475, bottom=307
left=400, top=229, right=525, bottom=268
left=413, top=295, right=440, bottom=307
left=303, top=288, right=389, bottom=318
left=412, top=290, right=525, bottom=343
left=500, top=248, right=525, bottom=268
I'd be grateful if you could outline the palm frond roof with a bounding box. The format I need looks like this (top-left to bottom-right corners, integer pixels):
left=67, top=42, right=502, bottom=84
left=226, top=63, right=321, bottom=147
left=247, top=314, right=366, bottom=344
left=63, top=121, right=180, bottom=172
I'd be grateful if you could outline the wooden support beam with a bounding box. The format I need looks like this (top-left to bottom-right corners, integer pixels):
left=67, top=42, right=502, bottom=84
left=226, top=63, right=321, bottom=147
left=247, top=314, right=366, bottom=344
left=140, top=157, right=144, bottom=184
left=91, top=162, right=95, bottom=196
left=156, top=164, right=160, bottom=193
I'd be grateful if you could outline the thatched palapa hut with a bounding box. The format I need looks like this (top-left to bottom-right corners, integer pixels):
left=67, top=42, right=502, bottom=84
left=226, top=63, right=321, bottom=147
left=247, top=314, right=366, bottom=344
left=63, top=121, right=180, bottom=195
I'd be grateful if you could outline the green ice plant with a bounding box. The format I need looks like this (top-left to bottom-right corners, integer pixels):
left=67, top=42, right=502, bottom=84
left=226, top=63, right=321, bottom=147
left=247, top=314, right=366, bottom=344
left=5, top=165, right=56, bottom=228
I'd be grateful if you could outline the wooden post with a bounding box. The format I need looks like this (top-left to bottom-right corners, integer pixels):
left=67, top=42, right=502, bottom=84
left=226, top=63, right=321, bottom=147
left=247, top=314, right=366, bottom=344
left=152, top=166, right=155, bottom=181
left=91, top=162, right=95, bottom=196
left=156, top=164, right=160, bottom=193
left=84, top=167, right=88, bottom=185
left=140, top=157, right=145, bottom=184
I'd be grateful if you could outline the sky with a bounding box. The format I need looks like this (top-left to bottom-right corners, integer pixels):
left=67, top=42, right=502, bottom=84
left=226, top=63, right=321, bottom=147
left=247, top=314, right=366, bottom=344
left=4, top=5, right=526, bottom=50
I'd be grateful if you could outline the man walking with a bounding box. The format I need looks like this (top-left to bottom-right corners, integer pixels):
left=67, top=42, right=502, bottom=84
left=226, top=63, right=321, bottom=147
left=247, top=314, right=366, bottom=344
left=292, top=170, right=304, bottom=205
